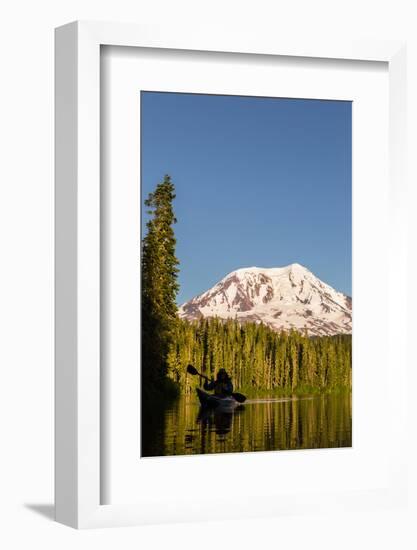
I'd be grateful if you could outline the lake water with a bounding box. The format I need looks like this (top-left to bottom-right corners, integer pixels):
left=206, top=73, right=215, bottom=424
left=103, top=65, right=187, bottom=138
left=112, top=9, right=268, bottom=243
left=142, top=392, right=352, bottom=457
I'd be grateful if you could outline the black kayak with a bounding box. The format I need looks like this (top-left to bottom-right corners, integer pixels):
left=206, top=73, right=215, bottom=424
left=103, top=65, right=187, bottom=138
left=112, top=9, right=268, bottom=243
left=196, top=388, right=239, bottom=410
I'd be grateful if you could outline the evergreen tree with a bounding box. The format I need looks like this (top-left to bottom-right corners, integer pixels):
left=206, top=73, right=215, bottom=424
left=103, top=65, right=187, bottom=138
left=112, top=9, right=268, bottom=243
left=167, top=317, right=352, bottom=396
left=141, top=175, right=179, bottom=395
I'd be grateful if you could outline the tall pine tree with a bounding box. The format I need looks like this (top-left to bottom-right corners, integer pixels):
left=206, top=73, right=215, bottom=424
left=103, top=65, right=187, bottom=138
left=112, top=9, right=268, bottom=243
left=141, top=175, right=179, bottom=396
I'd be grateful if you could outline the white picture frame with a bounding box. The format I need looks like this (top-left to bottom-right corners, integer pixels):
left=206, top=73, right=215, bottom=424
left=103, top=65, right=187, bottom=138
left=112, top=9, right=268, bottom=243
left=55, top=21, right=407, bottom=529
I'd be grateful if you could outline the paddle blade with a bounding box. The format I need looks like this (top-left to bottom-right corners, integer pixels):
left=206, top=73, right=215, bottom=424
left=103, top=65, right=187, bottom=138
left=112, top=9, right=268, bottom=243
left=187, top=364, right=199, bottom=376
left=232, top=392, right=247, bottom=403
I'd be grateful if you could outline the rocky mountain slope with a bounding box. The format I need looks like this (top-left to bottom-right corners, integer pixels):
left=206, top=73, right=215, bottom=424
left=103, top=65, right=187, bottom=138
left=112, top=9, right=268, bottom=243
left=178, top=263, right=352, bottom=337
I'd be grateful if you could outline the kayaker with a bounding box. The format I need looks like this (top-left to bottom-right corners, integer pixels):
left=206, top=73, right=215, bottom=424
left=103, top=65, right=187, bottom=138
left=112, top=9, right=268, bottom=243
left=203, top=368, right=234, bottom=397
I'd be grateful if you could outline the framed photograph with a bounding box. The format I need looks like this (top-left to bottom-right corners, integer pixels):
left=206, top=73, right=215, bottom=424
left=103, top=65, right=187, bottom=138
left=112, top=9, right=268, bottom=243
left=55, top=21, right=408, bottom=528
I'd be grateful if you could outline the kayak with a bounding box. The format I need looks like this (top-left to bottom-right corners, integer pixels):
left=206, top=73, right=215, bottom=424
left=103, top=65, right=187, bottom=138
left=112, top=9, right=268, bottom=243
left=196, top=388, right=239, bottom=410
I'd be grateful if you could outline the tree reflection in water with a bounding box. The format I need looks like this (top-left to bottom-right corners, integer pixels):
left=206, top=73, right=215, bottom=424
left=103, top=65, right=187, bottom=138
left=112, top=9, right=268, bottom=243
left=141, top=394, right=352, bottom=457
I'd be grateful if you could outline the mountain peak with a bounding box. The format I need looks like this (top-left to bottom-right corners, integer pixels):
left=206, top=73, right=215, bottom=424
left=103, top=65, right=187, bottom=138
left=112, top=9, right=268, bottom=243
left=179, top=264, right=351, bottom=337
left=288, top=262, right=305, bottom=271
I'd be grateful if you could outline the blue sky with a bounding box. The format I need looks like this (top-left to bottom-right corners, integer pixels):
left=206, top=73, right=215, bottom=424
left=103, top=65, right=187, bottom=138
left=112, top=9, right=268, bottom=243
left=141, top=92, right=352, bottom=305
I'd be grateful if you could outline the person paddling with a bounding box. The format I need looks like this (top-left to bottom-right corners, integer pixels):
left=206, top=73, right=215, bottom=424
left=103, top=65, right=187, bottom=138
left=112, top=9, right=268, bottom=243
left=203, top=368, right=234, bottom=397
left=186, top=365, right=246, bottom=404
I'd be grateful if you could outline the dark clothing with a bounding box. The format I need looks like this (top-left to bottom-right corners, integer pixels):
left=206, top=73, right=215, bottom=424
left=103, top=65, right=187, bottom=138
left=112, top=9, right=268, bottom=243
left=203, top=378, right=233, bottom=397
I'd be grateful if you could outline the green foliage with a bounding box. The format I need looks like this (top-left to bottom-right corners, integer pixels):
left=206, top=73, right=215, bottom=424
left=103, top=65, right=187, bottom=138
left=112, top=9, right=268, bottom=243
left=167, top=317, right=352, bottom=396
left=141, top=175, right=180, bottom=397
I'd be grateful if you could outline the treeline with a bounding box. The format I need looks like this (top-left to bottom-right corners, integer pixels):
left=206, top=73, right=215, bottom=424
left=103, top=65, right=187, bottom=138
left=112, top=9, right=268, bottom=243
left=167, top=318, right=351, bottom=395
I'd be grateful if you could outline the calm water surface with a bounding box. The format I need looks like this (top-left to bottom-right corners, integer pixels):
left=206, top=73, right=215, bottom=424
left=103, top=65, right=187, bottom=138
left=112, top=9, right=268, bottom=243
left=142, top=393, right=352, bottom=457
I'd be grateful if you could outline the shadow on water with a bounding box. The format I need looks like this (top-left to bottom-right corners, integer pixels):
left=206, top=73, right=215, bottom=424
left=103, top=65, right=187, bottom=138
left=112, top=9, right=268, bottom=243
left=141, top=393, right=352, bottom=457
left=141, top=396, right=169, bottom=458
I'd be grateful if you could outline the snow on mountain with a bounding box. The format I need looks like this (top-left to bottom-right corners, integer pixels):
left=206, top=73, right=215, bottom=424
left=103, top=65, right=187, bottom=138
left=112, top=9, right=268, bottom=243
left=178, top=264, right=352, bottom=337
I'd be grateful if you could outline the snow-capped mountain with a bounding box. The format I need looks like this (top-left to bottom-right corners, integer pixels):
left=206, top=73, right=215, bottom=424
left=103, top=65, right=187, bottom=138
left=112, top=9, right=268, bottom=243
left=178, top=264, right=352, bottom=337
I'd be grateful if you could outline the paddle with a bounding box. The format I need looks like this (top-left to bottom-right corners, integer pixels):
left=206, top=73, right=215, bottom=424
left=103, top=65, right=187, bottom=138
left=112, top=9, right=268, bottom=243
left=186, top=364, right=247, bottom=403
